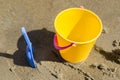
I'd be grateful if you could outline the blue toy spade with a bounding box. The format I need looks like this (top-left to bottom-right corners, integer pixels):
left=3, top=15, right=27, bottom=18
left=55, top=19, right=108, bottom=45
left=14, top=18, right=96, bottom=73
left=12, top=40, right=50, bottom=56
left=21, top=27, right=36, bottom=68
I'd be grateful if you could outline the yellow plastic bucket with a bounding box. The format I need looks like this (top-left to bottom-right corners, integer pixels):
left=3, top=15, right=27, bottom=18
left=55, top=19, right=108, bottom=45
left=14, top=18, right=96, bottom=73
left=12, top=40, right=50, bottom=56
left=54, top=8, right=102, bottom=63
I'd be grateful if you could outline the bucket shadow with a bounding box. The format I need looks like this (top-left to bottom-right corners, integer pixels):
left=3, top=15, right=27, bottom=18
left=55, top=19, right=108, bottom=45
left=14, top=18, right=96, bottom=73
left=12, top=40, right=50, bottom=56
left=98, top=48, right=120, bottom=64
left=0, top=28, right=65, bottom=67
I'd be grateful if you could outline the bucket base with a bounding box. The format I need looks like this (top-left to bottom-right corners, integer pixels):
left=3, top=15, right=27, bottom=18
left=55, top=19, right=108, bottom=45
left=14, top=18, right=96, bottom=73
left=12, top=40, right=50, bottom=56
left=53, top=50, right=85, bottom=65
left=60, top=52, right=88, bottom=63
left=59, top=52, right=86, bottom=64
left=62, top=57, right=86, bottom=63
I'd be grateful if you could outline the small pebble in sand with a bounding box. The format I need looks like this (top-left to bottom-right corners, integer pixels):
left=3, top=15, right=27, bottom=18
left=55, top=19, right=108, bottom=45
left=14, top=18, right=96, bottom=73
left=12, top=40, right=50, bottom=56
left=90, top=63, right=98, bottom=68
left=117, top=58, right=120, bottom=63
left=102, top=29, right=106, bottom=33
left=94, top=45, right=103, bottom=52
left=84, top=76, right=91, bottom=80
left=9, top=66, right=16, bottom=72
left=97, top=64, right=108, bottom=71
left=110, top=68, right=117, bottom=73
left=90, top=63, right=108, bottom=71
left=112, top=40, right=120, bottom=47
left=102, top=27, right=109, bottom=34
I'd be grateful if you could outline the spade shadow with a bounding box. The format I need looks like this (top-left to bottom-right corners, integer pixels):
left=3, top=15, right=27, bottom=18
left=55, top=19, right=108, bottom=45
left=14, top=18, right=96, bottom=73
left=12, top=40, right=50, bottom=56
left=16, top=28, right=65, bottom=66
left=0, top=28, right=65, bottom=67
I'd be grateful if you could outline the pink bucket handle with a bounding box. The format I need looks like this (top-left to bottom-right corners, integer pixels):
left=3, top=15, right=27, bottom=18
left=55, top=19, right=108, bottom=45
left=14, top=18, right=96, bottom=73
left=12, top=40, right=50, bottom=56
left=54, top=34, right=74, bottom=50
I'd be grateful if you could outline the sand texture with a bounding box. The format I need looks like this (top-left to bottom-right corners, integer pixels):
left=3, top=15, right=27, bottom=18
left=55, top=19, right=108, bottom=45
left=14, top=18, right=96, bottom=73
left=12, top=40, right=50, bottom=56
left=0, top=0, right=120, bottom=80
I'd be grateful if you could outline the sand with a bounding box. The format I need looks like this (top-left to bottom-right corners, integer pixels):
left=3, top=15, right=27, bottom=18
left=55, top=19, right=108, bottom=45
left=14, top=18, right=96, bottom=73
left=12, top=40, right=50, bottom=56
left=0, top=0, right=120, bottom=80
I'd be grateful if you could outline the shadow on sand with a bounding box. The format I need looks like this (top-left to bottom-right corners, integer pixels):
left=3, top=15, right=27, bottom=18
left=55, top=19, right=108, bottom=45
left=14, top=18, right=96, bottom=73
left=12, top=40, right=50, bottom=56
left=94, top=45, right=120, bottom=64
left=0, top=28, right=65, bottom=67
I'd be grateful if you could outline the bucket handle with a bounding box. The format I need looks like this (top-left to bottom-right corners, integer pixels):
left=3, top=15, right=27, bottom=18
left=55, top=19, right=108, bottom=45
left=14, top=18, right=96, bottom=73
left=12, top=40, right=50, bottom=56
left=54, top=34, right=75, bottom=50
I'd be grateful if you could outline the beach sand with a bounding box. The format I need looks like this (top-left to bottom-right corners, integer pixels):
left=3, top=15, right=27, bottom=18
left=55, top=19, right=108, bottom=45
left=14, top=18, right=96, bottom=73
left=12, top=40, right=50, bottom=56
left=0, top=0, right=120, bottom=80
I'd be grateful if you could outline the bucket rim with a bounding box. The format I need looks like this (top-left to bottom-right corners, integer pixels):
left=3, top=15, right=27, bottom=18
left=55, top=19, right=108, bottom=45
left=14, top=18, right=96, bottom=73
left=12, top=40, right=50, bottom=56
left=54, top=8, right=103, bottom=44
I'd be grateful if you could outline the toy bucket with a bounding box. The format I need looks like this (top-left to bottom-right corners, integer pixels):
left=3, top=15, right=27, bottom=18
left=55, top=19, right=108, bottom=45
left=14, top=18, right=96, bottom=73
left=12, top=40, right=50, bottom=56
left=54, top=8, right=102, bottom=63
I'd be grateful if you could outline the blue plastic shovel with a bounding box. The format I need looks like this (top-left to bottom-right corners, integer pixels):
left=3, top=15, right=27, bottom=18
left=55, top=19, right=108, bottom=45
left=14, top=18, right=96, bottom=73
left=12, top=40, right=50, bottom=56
left=21, top=27, right=36, bottom=68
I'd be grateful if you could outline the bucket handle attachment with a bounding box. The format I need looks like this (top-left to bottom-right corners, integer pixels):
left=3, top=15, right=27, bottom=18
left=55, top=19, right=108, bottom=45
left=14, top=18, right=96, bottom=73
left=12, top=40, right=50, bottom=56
left=54, top=34, right=75, bottom=50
